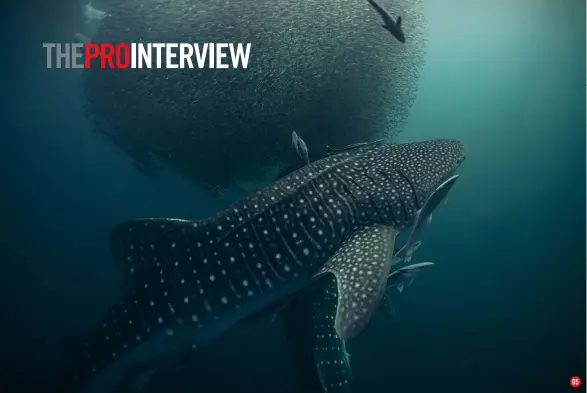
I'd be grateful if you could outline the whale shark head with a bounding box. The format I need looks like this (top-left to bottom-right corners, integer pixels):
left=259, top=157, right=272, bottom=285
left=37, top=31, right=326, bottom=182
left=385, top=139, right=466, bottom=198
left=331, top=139, right=465, bottom=230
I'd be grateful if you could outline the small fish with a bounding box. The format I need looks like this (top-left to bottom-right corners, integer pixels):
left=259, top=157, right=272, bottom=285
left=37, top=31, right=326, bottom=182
left=391, top=240, right=422, bottom=266
left=366, top=0, right=406, bottom=43
left=387, top=262, right=434, bottom=294
left=395, top=174, right=461, bottom=263
left=291, top=131, right=310, bottom=165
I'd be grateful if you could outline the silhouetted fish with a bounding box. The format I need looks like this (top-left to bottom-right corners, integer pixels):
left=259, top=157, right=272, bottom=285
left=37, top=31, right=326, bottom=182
left=367, top=0, right=406, bottom=43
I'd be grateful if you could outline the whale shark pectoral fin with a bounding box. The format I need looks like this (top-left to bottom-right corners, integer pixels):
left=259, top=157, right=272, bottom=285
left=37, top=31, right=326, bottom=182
left=396, top=16, right=402, bottom=28
left=314, top=225, right=398, bottom=340
left=306, top=277, right=353, bottom=392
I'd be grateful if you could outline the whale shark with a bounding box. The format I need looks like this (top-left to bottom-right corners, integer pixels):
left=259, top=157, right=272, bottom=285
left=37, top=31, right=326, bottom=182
left=56, top=139, right=465, bottom=392
left=117, top=143, right=441, bottom=393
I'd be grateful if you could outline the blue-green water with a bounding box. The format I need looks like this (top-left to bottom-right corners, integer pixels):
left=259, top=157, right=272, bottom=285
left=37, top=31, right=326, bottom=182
left=1, top=0, right=585, bottom=392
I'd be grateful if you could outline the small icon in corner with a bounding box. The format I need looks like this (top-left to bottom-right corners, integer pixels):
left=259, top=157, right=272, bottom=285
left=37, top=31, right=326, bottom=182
left=570, top=376, right=582, bottom=388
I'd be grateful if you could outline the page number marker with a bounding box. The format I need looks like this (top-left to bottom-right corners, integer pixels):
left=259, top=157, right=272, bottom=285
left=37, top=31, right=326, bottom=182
left=570, top=376, right=582, bottom=388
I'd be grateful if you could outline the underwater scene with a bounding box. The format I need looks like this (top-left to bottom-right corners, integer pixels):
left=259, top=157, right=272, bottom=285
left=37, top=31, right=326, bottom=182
left=2, top=0, right=585, bottom=392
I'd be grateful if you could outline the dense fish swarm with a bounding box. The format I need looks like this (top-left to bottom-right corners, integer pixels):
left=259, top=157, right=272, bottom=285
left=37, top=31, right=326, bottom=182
left=83, top=0, right=427, bottom=186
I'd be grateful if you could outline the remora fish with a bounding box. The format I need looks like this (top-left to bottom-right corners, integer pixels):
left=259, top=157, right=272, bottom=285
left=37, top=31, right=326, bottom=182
left=366, top=0, right=406, bottom=43
left=83, top=2, right=108, bottom=23
left=292, top=131, right=311, bottom=165
left=387, top=261, right=434, bottom=294
left=57, top=139, right=465, bottom=392
left=394, top=174, right=459, bottom=263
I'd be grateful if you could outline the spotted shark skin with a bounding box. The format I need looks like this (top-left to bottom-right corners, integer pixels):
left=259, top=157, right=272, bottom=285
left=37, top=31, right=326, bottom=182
left=270, top=142, right=459, bottom=393
left=57, top=139, right=465, bottom=393
left=306, top=276, right=353, bottom=392
left=283, top=246, right=433, bottom=393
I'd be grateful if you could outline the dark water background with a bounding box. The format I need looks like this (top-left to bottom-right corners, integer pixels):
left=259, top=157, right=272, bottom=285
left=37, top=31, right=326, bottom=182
left=1, top=0, right=585, bottom=392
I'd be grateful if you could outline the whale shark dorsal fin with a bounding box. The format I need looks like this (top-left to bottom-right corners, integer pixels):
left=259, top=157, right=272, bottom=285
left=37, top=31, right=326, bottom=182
left=396, top=16, right=402, bottom=28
